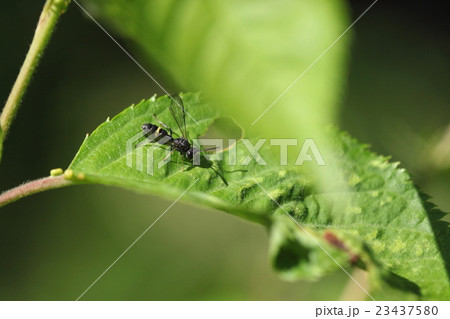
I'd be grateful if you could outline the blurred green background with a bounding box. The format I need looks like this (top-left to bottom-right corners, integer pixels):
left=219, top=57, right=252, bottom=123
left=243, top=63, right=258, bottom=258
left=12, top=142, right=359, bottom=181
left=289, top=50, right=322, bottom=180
left=0, top=0, right=449, bottom=300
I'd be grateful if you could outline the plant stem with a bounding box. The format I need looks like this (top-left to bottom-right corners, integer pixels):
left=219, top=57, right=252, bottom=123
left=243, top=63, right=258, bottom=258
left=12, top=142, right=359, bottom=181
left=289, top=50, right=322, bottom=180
left=0, top=0, right=71, bottom=139
left=0, top=175, right=73, bottom=208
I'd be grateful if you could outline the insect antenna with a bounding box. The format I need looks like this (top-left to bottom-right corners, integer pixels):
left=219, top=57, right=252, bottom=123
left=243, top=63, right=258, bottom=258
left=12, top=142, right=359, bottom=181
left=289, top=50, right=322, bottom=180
left=203, top=146, right=219, bottom=153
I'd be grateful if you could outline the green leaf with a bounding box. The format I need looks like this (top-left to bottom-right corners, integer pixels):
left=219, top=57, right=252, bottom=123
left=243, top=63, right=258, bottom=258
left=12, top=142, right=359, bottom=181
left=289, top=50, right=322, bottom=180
left=307, top=131, right=450, bottom=300
left=84, top=0, right=350, bottom=140
left=67, top=93, right=450, bottom=300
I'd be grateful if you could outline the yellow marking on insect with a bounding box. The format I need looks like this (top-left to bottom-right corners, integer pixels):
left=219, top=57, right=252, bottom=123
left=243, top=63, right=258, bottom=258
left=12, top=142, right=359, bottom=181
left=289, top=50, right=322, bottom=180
left=50, top=168, right=63, bottom=177
left=64, top=169, right=74, bottom=179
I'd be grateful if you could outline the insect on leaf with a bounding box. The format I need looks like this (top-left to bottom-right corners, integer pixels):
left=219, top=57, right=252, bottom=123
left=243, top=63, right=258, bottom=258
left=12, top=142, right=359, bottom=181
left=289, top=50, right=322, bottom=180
left=66, top=93, right=450, bottom=300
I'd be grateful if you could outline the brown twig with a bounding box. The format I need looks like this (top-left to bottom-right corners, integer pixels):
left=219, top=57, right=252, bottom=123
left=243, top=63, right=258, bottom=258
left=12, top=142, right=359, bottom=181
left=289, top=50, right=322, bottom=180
left=0, top=175, right=73, bottom=208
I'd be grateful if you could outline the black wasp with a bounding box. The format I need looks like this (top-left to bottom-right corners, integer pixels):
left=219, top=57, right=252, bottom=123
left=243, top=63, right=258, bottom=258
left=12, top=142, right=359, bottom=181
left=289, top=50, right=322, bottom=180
left=141, top=95, right=201, bottom=161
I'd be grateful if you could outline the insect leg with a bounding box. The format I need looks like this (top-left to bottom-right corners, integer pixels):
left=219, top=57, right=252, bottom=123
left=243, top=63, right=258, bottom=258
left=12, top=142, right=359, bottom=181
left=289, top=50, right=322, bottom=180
left=162, top=147, right=175, bottom=163
left=180, top=156, right=185, bottom=171
left=135, top=139, right=153, bottom=148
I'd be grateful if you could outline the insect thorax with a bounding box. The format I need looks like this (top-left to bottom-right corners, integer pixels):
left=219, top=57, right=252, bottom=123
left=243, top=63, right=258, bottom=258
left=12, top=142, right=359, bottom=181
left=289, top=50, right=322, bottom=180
left=173, top=137, right=190, bottom=152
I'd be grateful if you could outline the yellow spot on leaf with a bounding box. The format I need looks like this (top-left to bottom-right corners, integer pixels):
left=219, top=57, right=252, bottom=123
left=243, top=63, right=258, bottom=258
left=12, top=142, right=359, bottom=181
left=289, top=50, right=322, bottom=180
left=371, top=190, right=380, bottom=197
left=252, top=177, right=263, bottom=184
left=415, top=246, right=424, bottom=257
left=269, top=189, right=284, bottom=200
left=370, top=159, right=388, bottom=168
left=372, top=240, right=385, bottom=253
left=348, top=174, right=362, bottom=186
left=365, top=230, right=378, bottom=241
left=390, top=239, right=407, bottom=253
left=348, top=206, right=362, bottom=214
left=381, top=196, right=393, bottom=206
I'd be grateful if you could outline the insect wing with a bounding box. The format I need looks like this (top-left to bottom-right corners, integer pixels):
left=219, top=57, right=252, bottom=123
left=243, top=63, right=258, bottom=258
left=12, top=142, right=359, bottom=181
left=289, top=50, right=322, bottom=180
left=169, top=94, right=188, bottom=139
